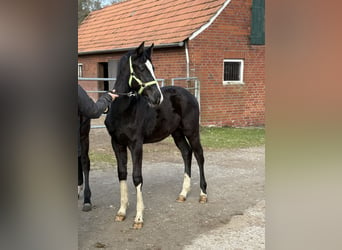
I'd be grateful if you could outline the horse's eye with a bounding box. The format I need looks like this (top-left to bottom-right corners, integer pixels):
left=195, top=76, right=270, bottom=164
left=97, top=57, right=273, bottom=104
left=138, top=65, right=145, bottom=71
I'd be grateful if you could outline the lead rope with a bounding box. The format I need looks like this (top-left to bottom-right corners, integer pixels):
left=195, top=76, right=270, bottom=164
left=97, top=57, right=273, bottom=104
left=109, top=90, right=136, bottom=97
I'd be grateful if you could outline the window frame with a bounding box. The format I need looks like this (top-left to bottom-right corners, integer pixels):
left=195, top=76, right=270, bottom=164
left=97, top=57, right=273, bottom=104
left=223, top=59, right=244, bottom=85
left=78, top=63, right=83, bottom=78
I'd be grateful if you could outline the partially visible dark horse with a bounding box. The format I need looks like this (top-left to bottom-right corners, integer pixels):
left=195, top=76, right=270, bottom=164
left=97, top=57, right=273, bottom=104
left=105, top=42, right=207, bottom=229
left=78, top=115, right=92, bottom=211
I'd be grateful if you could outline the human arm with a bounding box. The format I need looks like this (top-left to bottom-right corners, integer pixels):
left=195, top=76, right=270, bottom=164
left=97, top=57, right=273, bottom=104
left=78, top=84, right=118, bottom=119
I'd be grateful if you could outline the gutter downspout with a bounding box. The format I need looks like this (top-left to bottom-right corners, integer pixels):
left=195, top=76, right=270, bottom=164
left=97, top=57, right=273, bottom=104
left=184, top=39, right=200, bottom=118
left=185, top=40, right=190, bottom=78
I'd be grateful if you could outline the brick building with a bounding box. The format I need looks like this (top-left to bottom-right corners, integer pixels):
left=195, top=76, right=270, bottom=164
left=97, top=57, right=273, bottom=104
left=78, top=0, right=265, bottom=127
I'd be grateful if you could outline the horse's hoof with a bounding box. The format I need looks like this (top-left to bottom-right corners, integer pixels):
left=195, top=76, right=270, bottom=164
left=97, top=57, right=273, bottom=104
left=115, top=214, right=126, bottom=222
left=176, top=195, right=186, bottom=202
left=82, top=203, right=92, bottom=212
left=133, top=222, right=143, bottom=229
left=199, top=195, right=208, bottom=203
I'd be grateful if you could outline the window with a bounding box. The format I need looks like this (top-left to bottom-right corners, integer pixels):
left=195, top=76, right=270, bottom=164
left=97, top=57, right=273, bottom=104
left=250, top=0, right=265, bottom=45
left=78, top=63, right=83, bottom=77
left=223, top=59, right=244, bottom=85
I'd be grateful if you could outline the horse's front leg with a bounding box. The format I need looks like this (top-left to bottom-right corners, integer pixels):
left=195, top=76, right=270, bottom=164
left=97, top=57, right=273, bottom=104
left=112, top=140, right=129, bottom=222
left=130, top=142, right=144, bottom=229
left=116, top=180, right=129, bottom=221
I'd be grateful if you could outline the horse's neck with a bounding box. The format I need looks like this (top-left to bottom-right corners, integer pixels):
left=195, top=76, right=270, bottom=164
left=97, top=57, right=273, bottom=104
left=114, top=71, right=130, bottom=94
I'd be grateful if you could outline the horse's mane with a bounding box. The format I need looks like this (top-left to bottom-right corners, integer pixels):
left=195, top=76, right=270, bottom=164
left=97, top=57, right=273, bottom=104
left=114, top=52, right=132, bottom=93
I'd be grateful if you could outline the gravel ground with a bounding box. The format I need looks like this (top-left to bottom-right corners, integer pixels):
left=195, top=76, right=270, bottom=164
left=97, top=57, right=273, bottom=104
left=183, top=199, right=265, bottom=250
left=78, top=127, right=265, bottom=250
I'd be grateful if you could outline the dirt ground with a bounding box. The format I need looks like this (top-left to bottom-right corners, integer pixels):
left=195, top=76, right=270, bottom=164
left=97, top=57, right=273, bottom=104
left=78, top=125, right=265, bottom=250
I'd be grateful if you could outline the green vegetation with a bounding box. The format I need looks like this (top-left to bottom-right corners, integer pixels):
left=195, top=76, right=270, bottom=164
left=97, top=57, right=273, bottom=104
left=89, top=127, right=265, bottom=163
left=89, top=151, right=115, bottom=163
left=200, top=127, right=265, bottom=149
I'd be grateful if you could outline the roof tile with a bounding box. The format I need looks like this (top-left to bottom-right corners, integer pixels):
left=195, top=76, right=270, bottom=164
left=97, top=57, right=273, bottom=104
left=78, top=0, right=228, bottom=53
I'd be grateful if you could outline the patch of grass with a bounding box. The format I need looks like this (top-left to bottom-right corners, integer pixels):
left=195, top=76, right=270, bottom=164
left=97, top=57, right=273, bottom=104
left=200, top=127, right=265, bottom=149
left=89, top=127, right=265, bottom=163
left=89, top=151, right=116, bottom=164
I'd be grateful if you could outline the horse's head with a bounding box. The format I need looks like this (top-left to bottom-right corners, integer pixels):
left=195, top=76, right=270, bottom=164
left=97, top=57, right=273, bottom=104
left=128, top=42, right=163, bottom=106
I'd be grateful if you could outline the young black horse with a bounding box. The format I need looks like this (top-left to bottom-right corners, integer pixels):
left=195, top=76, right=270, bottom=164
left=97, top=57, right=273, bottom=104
left=105, top=42, right=207, bottom=229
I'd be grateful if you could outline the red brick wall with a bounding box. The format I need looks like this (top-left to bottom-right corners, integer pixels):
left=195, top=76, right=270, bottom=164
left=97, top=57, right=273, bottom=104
left=78, top=53, right=124, bottom=100
left=152, top=47, right=187, bottom=86
left=188, top=0, right=265, bottom=127
left=78, top=48, right=187, bottom=100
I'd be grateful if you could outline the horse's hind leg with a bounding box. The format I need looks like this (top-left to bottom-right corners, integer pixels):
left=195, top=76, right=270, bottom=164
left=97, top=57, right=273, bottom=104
left=172, top=129, right=193, bottom=202
left=111, top=140, right=129, bottom=222
left=187, top=134, right=207, bottom=203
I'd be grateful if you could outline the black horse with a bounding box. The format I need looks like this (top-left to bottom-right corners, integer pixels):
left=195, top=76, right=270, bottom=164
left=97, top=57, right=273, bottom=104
left=105, top=42, right=207, bottom=229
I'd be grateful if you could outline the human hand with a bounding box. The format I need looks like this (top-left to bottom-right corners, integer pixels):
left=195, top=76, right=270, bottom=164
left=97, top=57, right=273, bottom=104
left=108, top=89, right=119, bottom=101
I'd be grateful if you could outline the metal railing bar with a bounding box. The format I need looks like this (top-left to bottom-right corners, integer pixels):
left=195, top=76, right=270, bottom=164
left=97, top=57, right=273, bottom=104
left=171, top=77, right=198, bottom=80
left=91, top=125, right=106, bottom=129
left=78, top=77, right=116, bottom=81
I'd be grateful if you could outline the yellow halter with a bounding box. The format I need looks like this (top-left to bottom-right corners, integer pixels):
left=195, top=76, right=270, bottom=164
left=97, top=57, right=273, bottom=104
left=128, top=56, right=159, bottom=95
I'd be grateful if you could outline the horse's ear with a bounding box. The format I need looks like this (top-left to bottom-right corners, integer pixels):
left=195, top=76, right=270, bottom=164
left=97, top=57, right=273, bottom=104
left=146, top=43, right=154, bottom=58
left=136, top=41, right=145, bottom=56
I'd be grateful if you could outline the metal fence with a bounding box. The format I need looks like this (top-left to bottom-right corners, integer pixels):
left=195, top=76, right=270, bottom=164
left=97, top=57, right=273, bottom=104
left=170, top=77, right=200, bottom=109
left=78, top=77, right=199, bottom=128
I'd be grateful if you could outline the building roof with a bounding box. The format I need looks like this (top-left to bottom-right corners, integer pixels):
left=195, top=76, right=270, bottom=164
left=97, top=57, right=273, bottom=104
left=78, top=0, right=230, bottom=54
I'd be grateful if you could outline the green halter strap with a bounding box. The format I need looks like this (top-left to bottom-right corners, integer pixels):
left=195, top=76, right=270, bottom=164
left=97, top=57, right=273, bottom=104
left=128, top=56, right=159, bottom=95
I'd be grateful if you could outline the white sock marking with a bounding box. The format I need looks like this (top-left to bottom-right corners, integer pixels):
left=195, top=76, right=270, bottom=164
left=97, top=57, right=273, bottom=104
left=135, top=183, right=144, bottom=223
left=180, top=173, right=191, bottom=198
left=200, top=190, right=207, bottom=197
left=117, top=180, right=129, bottom=216
left=78, top=185, right=83, bottom=196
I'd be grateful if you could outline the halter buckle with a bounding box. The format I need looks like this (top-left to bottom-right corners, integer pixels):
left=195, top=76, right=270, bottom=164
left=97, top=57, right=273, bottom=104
left=127, top=91, right=136, bottom=97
